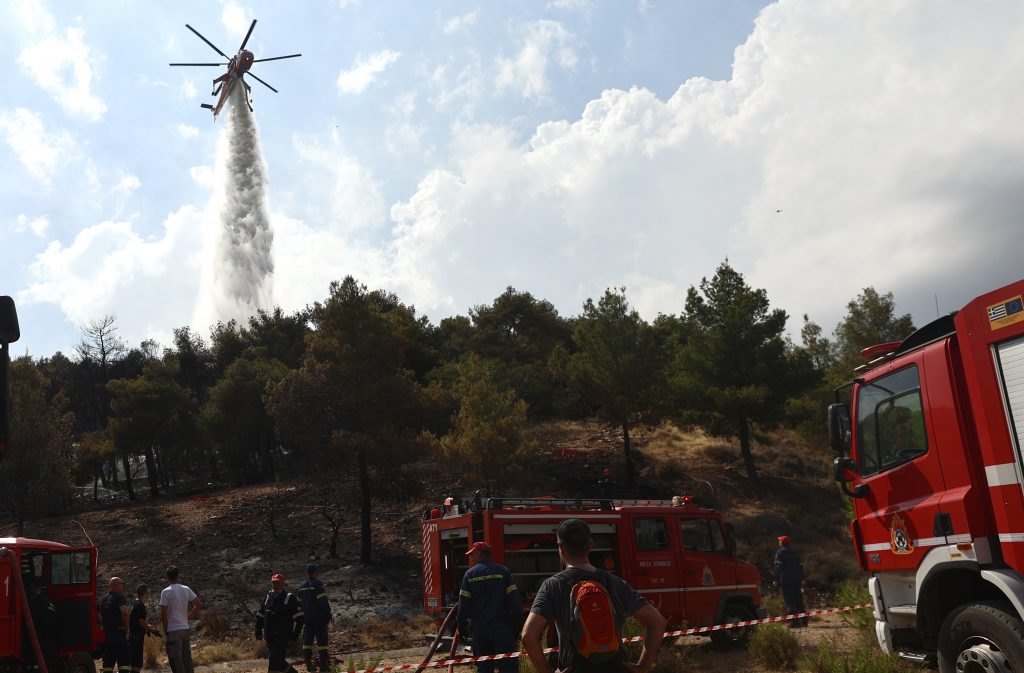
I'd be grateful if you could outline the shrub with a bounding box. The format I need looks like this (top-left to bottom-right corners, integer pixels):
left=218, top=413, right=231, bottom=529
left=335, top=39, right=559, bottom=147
left=764, top=593, right=786, bottom=617
left=835, top=580, right=875, bottom=634
left=199, top=607, right=234, bottom=640
left=143, top=634, right=163, bottom=669
left=750, top=623, right=800, bottom=670
left=799, top=636, right=915, bottom=673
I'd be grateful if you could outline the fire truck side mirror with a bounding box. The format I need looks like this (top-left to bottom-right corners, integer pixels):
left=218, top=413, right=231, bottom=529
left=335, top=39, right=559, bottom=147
left=827, top=403, right=852, bottom=455
left=833, top=457, right=867, bottom=498
left=723, top=523, right=736, bottom=556
left=0, top=296, right=18, bottom=462
left=0, top=297, right=18, bottom=344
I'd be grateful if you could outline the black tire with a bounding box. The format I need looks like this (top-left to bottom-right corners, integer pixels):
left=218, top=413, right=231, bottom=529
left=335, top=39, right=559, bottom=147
left=710, top=603, right=756, bottom=650
left=937, top=600, right=1024, bottom=673
left=68, top=651, right=96, bottom=673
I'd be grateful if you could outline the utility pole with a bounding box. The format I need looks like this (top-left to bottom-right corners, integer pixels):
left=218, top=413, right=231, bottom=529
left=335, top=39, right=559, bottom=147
left=0, top=296, right=20, bottom=460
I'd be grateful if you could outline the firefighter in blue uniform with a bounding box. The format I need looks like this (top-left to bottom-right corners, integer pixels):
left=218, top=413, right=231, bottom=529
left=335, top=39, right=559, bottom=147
left=297, top=564, right=333, bottom=672
left=255, top=573, right=304, bottom=673
left=456, top=542, right=524, bottom=673
left=773, top=535, right=807, bottom=627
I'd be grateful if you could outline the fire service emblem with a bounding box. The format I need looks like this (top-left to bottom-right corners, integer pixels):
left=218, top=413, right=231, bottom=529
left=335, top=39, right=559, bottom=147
left=889, top=513, right=914, bottom=555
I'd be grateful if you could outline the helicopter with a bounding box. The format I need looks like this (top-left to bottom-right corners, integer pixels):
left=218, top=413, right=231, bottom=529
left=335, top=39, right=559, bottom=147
left=170, top=19, right=301, bottom=118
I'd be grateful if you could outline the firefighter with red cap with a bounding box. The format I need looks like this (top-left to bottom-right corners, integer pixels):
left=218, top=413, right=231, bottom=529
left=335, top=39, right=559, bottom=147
left=773, top=535, right=807, bottom=627
left=456, top=542, right=524, bottom=673
left=256, top=573, right=304, bottom=673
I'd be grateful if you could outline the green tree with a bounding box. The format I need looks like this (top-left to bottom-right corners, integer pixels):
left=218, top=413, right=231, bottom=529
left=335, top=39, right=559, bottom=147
left=0, top=358, right=74, bottom=534
left=440, top=354, right=531, bottom=492
left=202, top=356, right=289, bottom=484
left=468, top=287, right=573, bottom=418
left=679, top=262, right=808, bottom=480
left=563, top=287, right=662, bottom=488
left=74, top=430, right=115, bottom=500
left=832, top=288, right=915, bottom=376
left=269, top=277, right=429, bottom=563
left=107, top=360, right=196, bottom=498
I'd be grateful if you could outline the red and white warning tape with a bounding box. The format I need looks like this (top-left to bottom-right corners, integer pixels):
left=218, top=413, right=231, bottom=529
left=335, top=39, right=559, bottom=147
left=330, top=603, right=871, bottom=673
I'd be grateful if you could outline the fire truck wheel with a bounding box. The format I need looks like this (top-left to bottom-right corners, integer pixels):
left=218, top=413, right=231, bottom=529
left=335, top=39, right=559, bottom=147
left=710, top=603, right=756, bottom=649
left=937, top=600, right=1024, bottom=673
left=68, top=651, right=96, bottom=673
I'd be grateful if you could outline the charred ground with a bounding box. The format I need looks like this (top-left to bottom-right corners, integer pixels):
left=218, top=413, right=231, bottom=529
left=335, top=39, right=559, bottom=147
left=4, top=420, right=857, bottom=656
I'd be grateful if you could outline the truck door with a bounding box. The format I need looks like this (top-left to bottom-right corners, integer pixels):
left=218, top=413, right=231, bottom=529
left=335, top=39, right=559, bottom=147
left=47, top=547, right=99, bottom=652
left=628, top=516, right=680, bottom=622
left=853, top=359, right=949, bottom=574
left=676, top=516, right=728, bottom=627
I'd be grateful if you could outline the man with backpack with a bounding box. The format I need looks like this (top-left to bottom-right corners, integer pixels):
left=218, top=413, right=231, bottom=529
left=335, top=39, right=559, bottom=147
left=522, top=519, right=667, bottom=673
left=455, top=542, right=524, bottom=673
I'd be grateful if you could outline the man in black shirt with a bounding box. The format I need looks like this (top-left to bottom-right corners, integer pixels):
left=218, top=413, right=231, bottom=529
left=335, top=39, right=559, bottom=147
left=522, top=519, right=666, bottom=673
left=128, top=584, right=160, bottom=673
left=99, top=577, right=131, bottom=673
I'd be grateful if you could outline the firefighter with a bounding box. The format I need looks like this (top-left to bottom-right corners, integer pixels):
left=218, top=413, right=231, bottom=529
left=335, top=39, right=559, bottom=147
left=128, top=584, right=160, bottom=673
left=23, top=576, right=56, bottom=670
left=99, top=577, right=131, bottom=673
left=297, top=564, right=333, bottom=672
left=598, top=468, right=615, bottom=500
left=255, top=573, right=304, bottom=673
left=773, top=535, right=807, bottom=627
left=456, top=542, right=523, bottom=673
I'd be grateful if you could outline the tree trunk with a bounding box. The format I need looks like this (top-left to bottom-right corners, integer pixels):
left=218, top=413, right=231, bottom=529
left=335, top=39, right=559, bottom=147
left=122, top=453, right=135, bottom=500
left=93, top=474, right=99, bottom=501
left=738, top=419, right=758, bottom=480
left=621, top=420, right=634, bottom=489
left=358, top=448, right=372, bottom=564
left=330, top=523, right=341, bottom=559
left=144, top=445, right=160, bottom=498
left=98, top=464, right=109, bottom=489
left=107, top=456, right=119, bottom=484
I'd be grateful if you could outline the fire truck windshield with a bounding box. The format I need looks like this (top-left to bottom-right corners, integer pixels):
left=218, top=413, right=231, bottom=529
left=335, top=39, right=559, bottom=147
left=856, top=365, right=928, bottom=476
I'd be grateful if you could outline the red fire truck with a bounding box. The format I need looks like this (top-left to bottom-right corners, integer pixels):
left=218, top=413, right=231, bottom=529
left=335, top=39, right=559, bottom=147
left=829, top=277, right=1024, bottom=670
left=0, top=297, right=102, bottom=673
left=421, top=496, right=765, bottom=646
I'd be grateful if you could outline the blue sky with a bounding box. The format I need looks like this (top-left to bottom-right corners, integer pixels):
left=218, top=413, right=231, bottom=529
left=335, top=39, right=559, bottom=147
left=3, top=0, right=1024, bottom=358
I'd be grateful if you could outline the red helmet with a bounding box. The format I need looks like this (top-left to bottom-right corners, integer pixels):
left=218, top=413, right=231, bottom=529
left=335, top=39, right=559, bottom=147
left=777, top=535, right=791, bottom=545
left=465, top=541, right=491, bottom=556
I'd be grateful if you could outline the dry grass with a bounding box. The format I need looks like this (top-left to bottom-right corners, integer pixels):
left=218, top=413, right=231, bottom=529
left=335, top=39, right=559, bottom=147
left=359, top=614, right=436, bottom=649
left=143, top=635, right=163, bottom=669
left=191, top=637, right=263, bottom=666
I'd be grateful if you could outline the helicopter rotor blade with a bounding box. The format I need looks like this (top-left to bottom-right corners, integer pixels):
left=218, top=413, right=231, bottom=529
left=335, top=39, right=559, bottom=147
left=185, top=24, right=230, bottom=59
left=252, top=54, right=302, bottom=63
left=239, top=19, right=257, bottom=51
left=169, top=62, right=226, bottom=67
left=246, top=72, right=279, bottom=93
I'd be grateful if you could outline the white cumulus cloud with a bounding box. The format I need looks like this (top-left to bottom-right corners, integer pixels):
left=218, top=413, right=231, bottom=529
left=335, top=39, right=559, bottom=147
left=496, top=20, right=580, bottom=100
left=337, top=50, right=401, bottom=95
left=14, top=3, right=106, bottom=121
left=0, top=108, right=75, bottom=186
left=444, top=9, right=479, bottom=35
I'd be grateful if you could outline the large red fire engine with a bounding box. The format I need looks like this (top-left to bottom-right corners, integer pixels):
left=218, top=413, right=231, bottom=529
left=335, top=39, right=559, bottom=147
left=0, top=297, right=102, bottom=673
left=421, top=495, right=765, bottom=646
left=830, top=277, right=1024, bottom=670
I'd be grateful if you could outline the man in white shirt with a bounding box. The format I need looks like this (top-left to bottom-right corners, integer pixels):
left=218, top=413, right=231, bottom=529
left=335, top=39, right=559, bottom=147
left=159, top=565, right=202, bottom=673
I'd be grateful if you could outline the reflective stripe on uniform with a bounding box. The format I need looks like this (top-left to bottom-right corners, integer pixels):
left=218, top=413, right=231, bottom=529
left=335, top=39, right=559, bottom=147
left=318, top=646, right=329, bottom=651
left=506, top=584, right=517, bottom=594
left=317, top=593, right=327, bottom=599
left=303, top=645, right=313, bottom=650
left=460, top=589, right=471, bottom=598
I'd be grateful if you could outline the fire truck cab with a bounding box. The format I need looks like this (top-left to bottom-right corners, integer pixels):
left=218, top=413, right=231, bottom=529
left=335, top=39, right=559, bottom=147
left=421, top=496, right=764, bottom=647
left=830, top=277, right=1024, bottom=670
left=0, top=538, right=101, bottom=673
